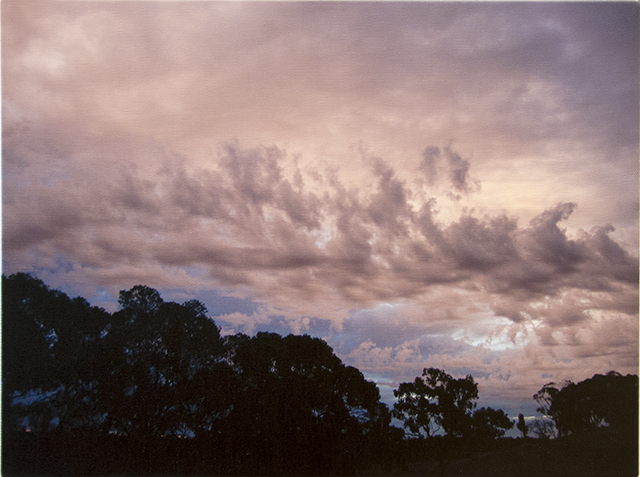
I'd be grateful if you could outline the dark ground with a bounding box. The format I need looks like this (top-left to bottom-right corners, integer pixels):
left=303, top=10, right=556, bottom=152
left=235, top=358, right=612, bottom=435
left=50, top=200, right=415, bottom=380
left=367, top=427, right=638, bottom=477
left=3, top=427, right=637, bottom=477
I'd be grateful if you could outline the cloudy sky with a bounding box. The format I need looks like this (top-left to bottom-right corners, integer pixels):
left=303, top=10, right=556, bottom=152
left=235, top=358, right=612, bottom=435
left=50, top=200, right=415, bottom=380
left=3, top=0, right=638, bottom=424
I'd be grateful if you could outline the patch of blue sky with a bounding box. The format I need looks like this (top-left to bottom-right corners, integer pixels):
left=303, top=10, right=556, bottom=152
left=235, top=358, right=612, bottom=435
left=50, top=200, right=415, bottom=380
left=476, top=399, right=541, bottom=438
left=13, top=387, right=62, bottom=405
left=376, top=383, right=397, bottom=405
left=88, top=286, right=120, bottom=312
left=251, top=315, right=292, bottom=336
left=417, top=334, right=472, bottom=358
left=181, top=266, right=209, bottom=279
left=93, top=286, right=117, bottom=303
left=478, top=399, right=539, bottom=420
left=330, top=307, right=414, bottom=354
left=158, top=286, right=261, bottom=317
left=31, top=255, right=74, bottom=278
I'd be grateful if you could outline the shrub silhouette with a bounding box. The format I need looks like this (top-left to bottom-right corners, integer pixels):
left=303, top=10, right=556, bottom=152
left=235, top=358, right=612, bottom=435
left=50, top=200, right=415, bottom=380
left=516, top=413, right=528, bottom=438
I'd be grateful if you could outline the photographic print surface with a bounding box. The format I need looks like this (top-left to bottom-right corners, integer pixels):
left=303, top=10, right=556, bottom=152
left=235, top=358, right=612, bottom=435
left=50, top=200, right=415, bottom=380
left=3, top=0, right=638, bottom=427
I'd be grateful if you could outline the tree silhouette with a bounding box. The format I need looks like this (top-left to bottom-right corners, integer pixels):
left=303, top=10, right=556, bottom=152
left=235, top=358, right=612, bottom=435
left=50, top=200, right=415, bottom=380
left=427, top=369, right=477, bottom=438
left=11, top=273, right=602, bottom=476
left=392, top=376, right=440, bottom=438
left=2, top=273, right=110, bottom=434
left=470, top=407, right=513, bottom=440
left=533, top=381, right=562, bottom=437
left=224, top=332, right=386, bottom=475
left=3, top=274, right=398, bottom=475
left=98, top=286, right=229, bottom=438
left=393, top=368, right=500, bottom=439
left=534, top=371, right=638, bottom=437
left=394, top=368, right=515, bottom=442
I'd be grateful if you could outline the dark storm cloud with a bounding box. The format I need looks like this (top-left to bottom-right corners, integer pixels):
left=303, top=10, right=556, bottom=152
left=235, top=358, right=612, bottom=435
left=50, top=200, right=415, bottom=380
left=5, top=140, right=636, bottom=327
left=420, top=146, right=441, bottom=186
left=420, top=145, right=477, bottom=194
left=445, top=147, right=474, bottom=193
left=366, top=157, right=410, bottom=233
left=443, top=215, right=519, bottom=271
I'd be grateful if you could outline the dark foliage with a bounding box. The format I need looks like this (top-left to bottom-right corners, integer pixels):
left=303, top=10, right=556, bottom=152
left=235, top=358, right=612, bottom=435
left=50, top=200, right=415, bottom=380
left=392, top=367, right=512, bottom=440
left=3, top=273, right=637, bottom=476
left=534, top=371, right=639, bottom=438
left=2, top=274, right=398, bottom=476
left=2, top=273, right=111, bottom=435
left=215, top=332, right=392, bottom=475
left=470, top=407, right=513, bottom=440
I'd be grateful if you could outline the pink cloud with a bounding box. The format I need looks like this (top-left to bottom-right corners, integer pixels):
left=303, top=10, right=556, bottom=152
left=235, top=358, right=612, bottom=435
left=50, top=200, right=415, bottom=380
left=3, top=0, right=637, bottom=411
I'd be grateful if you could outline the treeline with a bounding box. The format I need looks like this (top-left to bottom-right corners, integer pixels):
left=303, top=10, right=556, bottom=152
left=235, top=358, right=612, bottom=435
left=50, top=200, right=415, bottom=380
left=3, top=273, right=400, bottom=475
left=2, top=273, right=638, bottom=476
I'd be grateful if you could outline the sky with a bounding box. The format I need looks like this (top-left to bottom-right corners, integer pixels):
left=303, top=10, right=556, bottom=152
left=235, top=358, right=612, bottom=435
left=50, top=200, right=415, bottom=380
left=3, top=0, right=639, bottom=427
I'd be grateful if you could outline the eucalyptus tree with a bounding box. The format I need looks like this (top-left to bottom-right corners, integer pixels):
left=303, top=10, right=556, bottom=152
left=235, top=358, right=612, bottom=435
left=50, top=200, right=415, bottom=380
left=393, top=367, right=479, bottom=438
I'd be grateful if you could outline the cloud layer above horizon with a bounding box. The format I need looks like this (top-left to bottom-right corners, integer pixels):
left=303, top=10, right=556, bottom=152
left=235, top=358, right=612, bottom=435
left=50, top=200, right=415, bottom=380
left=3, top=1, right=638, bottom=416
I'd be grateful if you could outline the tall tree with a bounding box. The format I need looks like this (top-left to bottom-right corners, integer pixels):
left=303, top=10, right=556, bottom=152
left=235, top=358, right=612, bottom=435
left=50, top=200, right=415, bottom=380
left=393, top=368, right=480, bottom=439
left=225, top=332, right=386, bottom=475
left=428, top=368, right=478, bottom=437
left=392, top=376, right=440, bottom=438
left=2, top=273, right=110, bottom=433
left=534, top=371, right=638, bottom=437
left=393, top=368, right=478, bottom=437
left=98, top=286, right=229, bottom=437
left=393, top=368, right=513, bottom=441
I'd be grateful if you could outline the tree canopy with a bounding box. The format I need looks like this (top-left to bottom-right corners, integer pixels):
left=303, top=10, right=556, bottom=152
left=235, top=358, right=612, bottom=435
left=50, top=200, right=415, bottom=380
left=222, top=332, right=389, bottom=474
left=5, top=273, right=637, bottom=476
left=3, top=273, right=111, bottom=433
left=2, top=273, right=396, bottom=475
left=534, top=371, right=638, bottom=438
left=392, top=367, right=512, bottom=440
